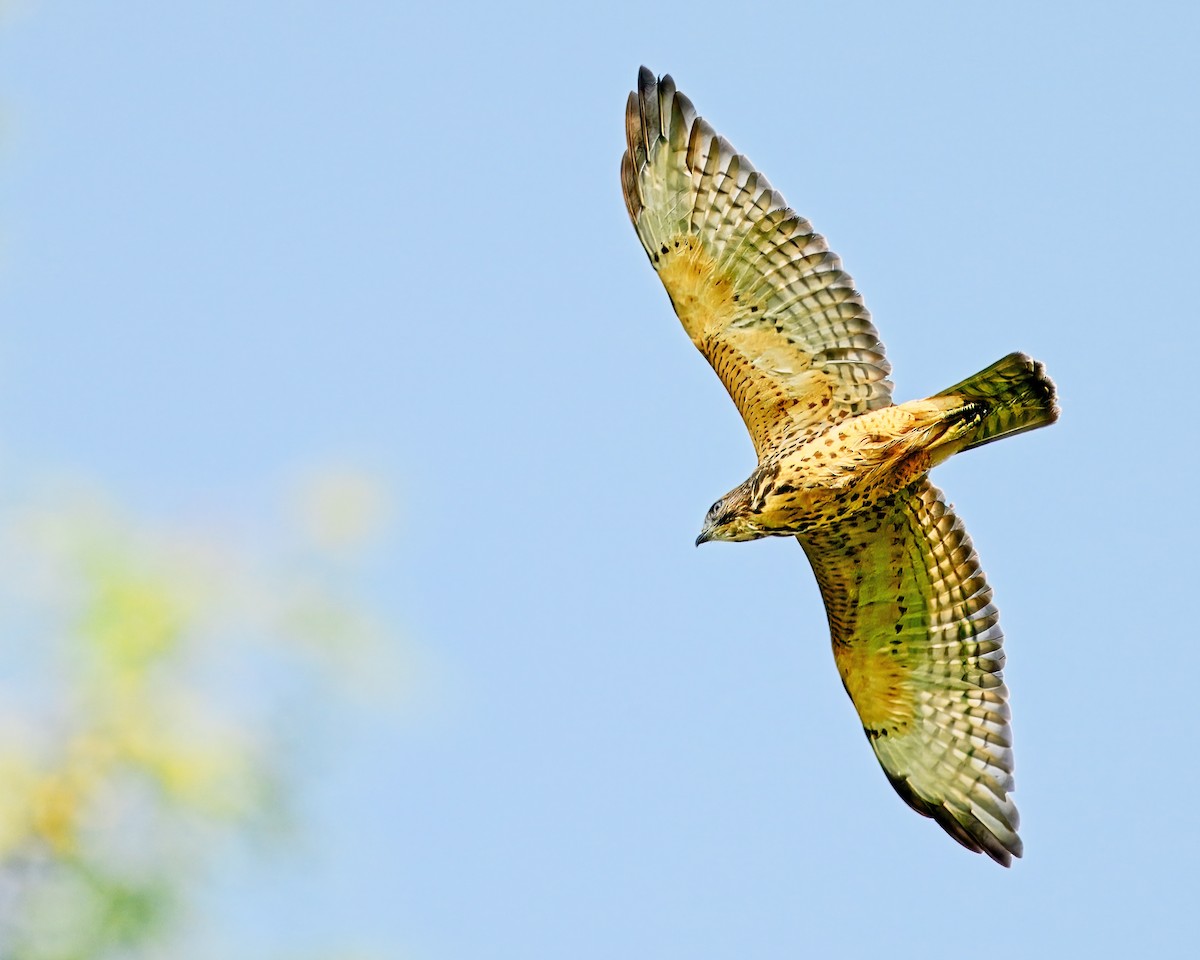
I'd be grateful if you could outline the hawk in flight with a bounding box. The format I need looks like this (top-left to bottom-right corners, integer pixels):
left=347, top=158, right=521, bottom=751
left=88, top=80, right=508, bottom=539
left=621, top=67, right=1058, bottom=866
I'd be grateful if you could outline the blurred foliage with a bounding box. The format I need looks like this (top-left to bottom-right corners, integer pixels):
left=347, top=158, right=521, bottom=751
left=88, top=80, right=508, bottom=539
left=0, top=469, right=404, bottom=959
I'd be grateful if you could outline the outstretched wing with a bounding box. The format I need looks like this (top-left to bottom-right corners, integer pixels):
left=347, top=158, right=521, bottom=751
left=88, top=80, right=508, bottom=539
left=621, top=67, right=892, bottom=461
left=798, top=479, right=1022, bottom=866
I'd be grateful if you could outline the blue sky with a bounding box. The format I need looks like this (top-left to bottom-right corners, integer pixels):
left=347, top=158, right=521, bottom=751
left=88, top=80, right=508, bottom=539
left=3, top=0, right=1200, bottom=956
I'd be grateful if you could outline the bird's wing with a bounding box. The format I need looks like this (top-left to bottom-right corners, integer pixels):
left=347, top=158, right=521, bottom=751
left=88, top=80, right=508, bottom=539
left=622, top=68, right=892, bottom=461
left=798, top=478, right=1022, bottom=866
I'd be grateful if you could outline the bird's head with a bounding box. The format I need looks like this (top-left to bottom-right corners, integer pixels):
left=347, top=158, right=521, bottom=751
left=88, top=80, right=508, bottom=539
left=695, top=485, right=765, bottom=545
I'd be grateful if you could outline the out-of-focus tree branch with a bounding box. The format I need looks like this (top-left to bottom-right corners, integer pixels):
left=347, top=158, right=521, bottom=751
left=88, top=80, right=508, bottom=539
left=0, top=469, right=405, bottom=959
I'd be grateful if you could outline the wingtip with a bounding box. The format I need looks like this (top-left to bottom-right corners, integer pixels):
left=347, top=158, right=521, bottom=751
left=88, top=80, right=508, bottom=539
left=636, top=66, right=658, bottom=115
left=881, top=764, right=1022, bottom=867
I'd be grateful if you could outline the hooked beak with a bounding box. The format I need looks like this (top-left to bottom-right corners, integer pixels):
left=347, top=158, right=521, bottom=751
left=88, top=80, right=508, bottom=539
left=695, top=529, right=713, bottom=547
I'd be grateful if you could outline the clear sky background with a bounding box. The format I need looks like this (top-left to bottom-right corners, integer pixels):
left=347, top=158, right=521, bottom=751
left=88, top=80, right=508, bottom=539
left=3, top=0, right=1199, bottom=957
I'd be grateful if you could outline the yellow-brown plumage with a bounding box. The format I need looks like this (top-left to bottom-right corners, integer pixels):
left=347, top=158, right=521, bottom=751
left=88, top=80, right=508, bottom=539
left=622, top=68, right=1058, bottom=866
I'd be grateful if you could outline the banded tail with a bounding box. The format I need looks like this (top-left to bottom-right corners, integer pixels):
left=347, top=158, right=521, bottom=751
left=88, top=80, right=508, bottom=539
left=937, top=352, right=1059, bottom=452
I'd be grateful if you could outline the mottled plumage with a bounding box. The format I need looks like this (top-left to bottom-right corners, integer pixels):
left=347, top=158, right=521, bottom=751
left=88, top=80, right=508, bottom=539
left=622, top=67, right=1058, bottom=866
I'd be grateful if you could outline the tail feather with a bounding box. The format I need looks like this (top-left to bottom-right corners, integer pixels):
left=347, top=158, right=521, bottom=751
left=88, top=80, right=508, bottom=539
left=937, top=353, right=1059, bottom=452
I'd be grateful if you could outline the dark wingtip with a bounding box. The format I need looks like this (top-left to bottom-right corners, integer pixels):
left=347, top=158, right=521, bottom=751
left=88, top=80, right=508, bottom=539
left=882, top=766, right=1022, bottom=868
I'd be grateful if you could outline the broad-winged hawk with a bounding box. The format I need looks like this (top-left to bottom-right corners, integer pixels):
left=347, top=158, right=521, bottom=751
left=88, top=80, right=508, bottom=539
left=621, top=68, right=1058, bottom=866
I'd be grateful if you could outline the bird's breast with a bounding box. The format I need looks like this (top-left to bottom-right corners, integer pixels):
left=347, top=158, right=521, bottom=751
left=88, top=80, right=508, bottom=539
left=750, top=420, right=933, bottom=534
